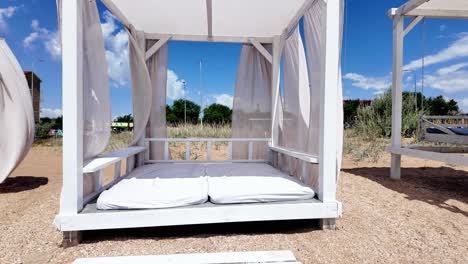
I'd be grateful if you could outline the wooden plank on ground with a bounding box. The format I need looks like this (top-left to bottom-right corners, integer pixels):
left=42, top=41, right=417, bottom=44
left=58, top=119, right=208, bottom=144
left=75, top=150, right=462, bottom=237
left=73, top=250, right=299, bottom=264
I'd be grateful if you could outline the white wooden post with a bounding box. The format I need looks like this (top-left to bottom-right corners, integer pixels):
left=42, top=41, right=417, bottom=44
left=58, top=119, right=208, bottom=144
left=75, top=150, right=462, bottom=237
left=60, top=0, right=83, bottom=214
left=391, top=15, right=404, bottom=180
left=271, top=35, right=285, bottom=147
left=319, top=0, right=340, bottom=203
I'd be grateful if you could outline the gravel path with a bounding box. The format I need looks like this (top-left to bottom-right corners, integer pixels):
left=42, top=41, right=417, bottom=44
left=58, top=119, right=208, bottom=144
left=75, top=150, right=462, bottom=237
left=0, top=147, right=466, bottom=263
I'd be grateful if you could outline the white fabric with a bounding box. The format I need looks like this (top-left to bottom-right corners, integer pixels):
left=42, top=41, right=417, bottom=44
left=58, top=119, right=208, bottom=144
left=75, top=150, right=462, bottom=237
left=97, top=164, right=207, bottom=210
left=80, top=0, right=112, bottom=160
left=0, top=39, right=35, bottom=183
left=146, top=40, right=168, bottom=160
left=279, top=28, right=311, bottom=178
left=105, top=0, right=308, bottom=38
left=231, top=44, right=272, bottom=160
left=206, top=164, right=315, bottom=204
left=128, top=30, right=153, bottom=146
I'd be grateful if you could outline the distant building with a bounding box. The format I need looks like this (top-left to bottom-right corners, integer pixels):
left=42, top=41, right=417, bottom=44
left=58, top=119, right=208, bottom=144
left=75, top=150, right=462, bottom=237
left=24, top=71, right=41, bottom=123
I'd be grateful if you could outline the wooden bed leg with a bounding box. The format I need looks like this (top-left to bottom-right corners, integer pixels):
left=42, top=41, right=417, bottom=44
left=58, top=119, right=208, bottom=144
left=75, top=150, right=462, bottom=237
left=319, top=218, right=336, bottom=230
left=62, top=231, right=81, bottom=248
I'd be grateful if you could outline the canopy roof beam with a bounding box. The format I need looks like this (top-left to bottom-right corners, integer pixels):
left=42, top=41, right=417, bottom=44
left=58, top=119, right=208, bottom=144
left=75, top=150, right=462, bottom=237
left=101, top=0, right=131, bottom=28
left=145, top=33, right=273, bottom=44
left=395, top=0, right=429, bottom=17
left=249, top=38, right=272, bottom=64
left=282, top=0, right=316, bottom=39
left=145, top=36, right=171, bottom=61
left=406, top=9, right=468, bottom=19
left=403, top=16, right=424, bottom=37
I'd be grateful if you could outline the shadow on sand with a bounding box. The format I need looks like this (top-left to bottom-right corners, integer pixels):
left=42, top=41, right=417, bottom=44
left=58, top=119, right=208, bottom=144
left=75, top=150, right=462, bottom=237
left=81, top=219, right=320, bottom=244
left=0, top=176, right=48, bottom=194
left=343, top=166, right=468, bottom=217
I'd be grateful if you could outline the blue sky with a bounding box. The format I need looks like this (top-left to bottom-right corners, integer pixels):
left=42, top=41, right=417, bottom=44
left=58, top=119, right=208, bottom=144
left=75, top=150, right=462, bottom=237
left=1, top=0, right=468, bottom=118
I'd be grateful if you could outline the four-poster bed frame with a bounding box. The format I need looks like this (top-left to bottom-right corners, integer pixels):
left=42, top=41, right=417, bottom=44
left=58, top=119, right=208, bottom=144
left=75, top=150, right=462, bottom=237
left=388, top=0, right=468, bottom=179
left=55, top=0, right=343, bottom=244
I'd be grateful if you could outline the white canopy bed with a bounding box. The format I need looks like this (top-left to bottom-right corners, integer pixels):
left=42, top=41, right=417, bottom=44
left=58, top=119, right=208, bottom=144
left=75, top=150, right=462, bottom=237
left=387, top=0, right=468, bottom=180
left=55, top=0, right=344, bottom=245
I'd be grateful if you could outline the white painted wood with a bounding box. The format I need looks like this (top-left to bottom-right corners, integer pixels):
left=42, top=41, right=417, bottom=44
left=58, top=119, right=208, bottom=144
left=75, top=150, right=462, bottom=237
left=269, top=145, right=319, bottom=164
left=396, top=0, right=429, bottom=16
left=145, top=138, right=270, bottom=142
left=206, top=0, right=213, bottom=37
left=146, top=160, right=268, bottom=164
left=228, top=142, right=233, bottom=160
left=249, top=38, right=273, bottom=63
left=126, top=156, right=135, bottom=174
left=60, top=0, right=84, bottom=214
left=403, top=16, right=424, bottom=36
left=145, top=36, right=171, bottom=61
left=390, top=15, right=404, bottom=180
left=387, top=146, right=468, bottom=166
left=248, top=141, right=253, bottom=160
left=73, top=250, right=297, bottom=264
left=145, top=33, right=273, bottom=44
left=406, top=9, right=468, bottom=19
left=55, top=200, right=342, bottom=231
left=288, top=157, right=293, bottom=176
left=270, top=35, right=286, bottom=147
left=319, top=0, right=340, bottom=202
left=114, top=161, right=121, bottom=179
left=164, top=141, right=169, bottom=160
left=207, top=141, right=212, bottom=160
left=185, top=142, right=191, bottom=160
left=82, top=147, right=147, bottom=173
left=282, top=0, right=317, bottom=38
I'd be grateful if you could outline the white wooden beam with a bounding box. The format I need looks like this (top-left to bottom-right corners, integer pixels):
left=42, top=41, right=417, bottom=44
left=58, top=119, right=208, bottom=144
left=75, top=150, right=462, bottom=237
left=403, top=16, right=424, bottom=37
left=249, top=38, right=273, bottom=64
left=145, top=36, right=171, bottom=61
left=390, top=15, right=404, bottom=180
left=395, top=0, right=430, bottom=17
left=60, top=0, right=83, bottom=214
left=270, top=35, right=286, bottom=147
left=101, top=0, right=131, bottom=28
left=282, top=0, right=317, bottom=39
left=319, top=0, right=340, bottom=203
left=387, top=146, right=468, bottom=167
left=206, top=0, right=213, bottom=37
left=145, top=33, right=273, bottom=44
left=406, top=9, right=468, bottom=19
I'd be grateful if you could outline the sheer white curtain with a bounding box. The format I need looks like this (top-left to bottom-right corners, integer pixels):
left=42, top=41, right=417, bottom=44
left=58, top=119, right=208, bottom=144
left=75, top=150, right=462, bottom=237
left=303, top=0, right=344, bottom=188
left=0, top=39, right=35, bottom=183
left=231, top=44, right=272, bottom=160
left=146, top=40, right=168, bottom=160
left=279, top=28, right=311, bottom=178
left=80, top=0, right=112, bottom=160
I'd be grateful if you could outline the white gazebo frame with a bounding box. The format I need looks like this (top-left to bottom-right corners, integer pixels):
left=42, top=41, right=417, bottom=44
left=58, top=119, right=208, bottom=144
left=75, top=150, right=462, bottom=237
left=55, top=0, right=343, bottom=243
left=388, top=0, right=468, bottom=180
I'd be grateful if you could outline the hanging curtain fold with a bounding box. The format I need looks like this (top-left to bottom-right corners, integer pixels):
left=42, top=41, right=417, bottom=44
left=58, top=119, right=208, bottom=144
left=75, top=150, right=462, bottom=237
left=303, top=0, right=344, bottom=189
left=278, top=28, right=311, bottom=179
left=0, top=39, right=35, bottom=183
left=146, top=40, right=168, bottom=160
left=231, top=44, right=272, bottom=160
left=57, top=0, right=112, bottom=160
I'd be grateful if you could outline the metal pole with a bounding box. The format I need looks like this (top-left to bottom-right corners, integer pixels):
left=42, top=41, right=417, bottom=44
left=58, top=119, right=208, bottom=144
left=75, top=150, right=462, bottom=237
left=199, top=60, right=203, bottom=126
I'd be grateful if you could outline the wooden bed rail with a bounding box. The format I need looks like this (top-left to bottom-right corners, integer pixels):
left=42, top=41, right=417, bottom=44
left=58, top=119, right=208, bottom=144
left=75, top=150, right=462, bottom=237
left=144, top=138, right=271, bottom=163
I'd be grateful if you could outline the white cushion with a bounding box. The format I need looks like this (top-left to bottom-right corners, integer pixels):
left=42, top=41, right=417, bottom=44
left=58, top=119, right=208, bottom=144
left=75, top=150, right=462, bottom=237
left=206, top=163, right=315, bottom=204
left=97, top=164, right=208, bottom=210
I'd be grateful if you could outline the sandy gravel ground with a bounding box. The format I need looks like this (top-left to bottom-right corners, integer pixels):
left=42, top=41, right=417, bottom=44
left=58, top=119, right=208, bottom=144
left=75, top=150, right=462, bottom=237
left=0, top=146, right=466, bottom=263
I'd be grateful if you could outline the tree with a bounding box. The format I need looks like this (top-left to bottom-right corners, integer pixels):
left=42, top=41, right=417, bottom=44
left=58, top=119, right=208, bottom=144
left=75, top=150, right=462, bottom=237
left=425, top=96, right=459, bottom=116
left=166, top=104, right=178, bottom=124
left=203, top=103, right=232, bottom=124
left=170, top=99, right=200, bottom=124
left=114, top=114, right=133, bottom=122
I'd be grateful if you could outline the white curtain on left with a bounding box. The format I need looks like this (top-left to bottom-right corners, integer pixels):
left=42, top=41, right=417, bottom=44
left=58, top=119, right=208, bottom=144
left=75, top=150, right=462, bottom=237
left=57, top=0, right=112, bottom=160
left=0, top=39, right=35, bottom=183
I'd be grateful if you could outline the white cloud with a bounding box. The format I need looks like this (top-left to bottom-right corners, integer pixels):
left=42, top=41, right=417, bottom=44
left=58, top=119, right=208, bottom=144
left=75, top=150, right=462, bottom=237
left=167, top=70, right=186, bottom=100
left=40, top=108, right=62, bottom=118
left=23, top=19, right=61, bottom=60
left=0, top=6, right=16, bottom=32
left=460, top=98, right=468, bottom=113
left=213, top=94, right=233, bottom=108
left=422, top=63, right=468, bottom=93
left=343, top=73, right=391, bottom=91
left=404, top=33, right=468, bottom=70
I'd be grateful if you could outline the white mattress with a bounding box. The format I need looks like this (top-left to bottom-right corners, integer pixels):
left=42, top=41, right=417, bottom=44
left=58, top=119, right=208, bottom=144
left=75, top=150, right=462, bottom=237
left=206, top=163, right=315, bottom=204
left=97, top=164, right=208, bottom=210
